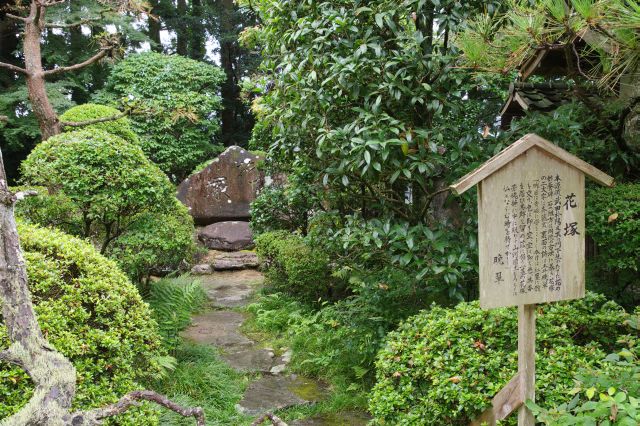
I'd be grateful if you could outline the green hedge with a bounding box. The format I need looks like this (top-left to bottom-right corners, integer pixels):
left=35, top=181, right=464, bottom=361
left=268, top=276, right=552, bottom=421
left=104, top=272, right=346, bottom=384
left=586, top=183, right=640, bottom=307
left=59, top=103, right=139, bottom=145
left=0, top=223, right=164, bottom=424
left=369, top=293, right=631, bottom=425
left=255, top=231, right=335, bottom=302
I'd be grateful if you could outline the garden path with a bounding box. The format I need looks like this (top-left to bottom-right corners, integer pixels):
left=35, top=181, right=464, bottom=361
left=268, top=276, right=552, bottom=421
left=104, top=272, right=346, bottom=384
left=182, top=251, right=360, bottom=424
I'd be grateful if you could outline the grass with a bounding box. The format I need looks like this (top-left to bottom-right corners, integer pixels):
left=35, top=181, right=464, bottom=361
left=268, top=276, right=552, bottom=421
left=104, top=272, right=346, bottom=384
left=149, top=342, right=251, bottom=426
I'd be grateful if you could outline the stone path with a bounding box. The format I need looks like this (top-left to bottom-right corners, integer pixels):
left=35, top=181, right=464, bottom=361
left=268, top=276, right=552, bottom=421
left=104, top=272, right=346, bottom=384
left=182, top=250, right=342, bottom=423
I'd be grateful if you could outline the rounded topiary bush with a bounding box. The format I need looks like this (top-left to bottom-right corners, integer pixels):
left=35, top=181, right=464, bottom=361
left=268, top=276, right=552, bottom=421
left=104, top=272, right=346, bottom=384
left=60, top=103, right=139, bottom=145
left=106, top=199, right=195, bottom=283
left=369, top=293, right=630, bottom=425
left=255, top=231, right=335, bottom=302
left=0, top=222, right=164, bottom=423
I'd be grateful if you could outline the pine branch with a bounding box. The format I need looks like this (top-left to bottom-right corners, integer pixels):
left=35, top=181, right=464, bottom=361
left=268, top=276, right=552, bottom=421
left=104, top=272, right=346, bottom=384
left=6, top=13, right=29, bottom=22
left=43, top=49, right=109, bottom=76
left=75, top=390, right=206, bottom=425
left=0, top=62, right=28, bottom=75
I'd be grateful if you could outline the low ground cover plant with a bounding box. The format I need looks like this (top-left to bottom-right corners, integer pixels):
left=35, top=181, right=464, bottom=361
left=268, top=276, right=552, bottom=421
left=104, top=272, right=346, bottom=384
left=369, top=293, right=632, bottom=425
left=0, top=223, right=165, bottom=424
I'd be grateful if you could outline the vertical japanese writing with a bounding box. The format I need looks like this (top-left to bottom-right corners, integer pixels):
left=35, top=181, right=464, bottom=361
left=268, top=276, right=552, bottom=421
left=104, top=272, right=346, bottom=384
left=497, top=174, right=572, bottom=296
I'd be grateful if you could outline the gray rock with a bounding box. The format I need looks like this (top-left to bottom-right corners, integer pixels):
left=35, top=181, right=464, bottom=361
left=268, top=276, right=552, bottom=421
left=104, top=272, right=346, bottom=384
left=223, top=349, right=275, bottom=373
left=198, top=221, right=254, bottom=251
left=177, top=146, right=264, bottom=224
left=198, top=270, right=264, bottom=308
left=289, top=411, right=371, bottom=426
left=237, top=375, right=327, bottom=416
left=190, top=264, right=213, bottom=275
left=181, top=311, right=253, bottom=352
left=270, top=364, right=287, bottom=375
left=212, top=251, right=260, bottom=271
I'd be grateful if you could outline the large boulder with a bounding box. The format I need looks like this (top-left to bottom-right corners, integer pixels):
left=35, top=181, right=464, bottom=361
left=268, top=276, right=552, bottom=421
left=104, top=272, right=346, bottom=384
left=177, top=146, right=263, bottom=224
left=198, top=221, right=255, bottom=251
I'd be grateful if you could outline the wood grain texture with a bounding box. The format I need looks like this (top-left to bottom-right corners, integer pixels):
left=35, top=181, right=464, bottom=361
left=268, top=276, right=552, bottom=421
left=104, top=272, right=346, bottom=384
left=518, top=304, right=536, bottom=426
left=470, top=373, right=524, bottom=426
left=478, top=147, right=585, bottom=309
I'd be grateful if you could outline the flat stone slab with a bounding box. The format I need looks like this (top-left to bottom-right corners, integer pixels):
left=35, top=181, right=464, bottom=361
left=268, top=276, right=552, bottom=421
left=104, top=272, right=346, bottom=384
left=289, top=411, right=371, bottom=426
left=199, top=221, right=255, bottom=251
left=223, top=348, right=275, bottom=373
left=181, top=311, right=253, bottom=351
left=212, top=251, right=260, bottom=271
left=237, top=375, right=328, bottom=416
left=198, top=270, right=264, bottom=308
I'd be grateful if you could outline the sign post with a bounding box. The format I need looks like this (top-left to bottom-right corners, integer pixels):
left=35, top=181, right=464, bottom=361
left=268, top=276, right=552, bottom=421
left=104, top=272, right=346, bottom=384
left=450, top=134, right=614, bottom=425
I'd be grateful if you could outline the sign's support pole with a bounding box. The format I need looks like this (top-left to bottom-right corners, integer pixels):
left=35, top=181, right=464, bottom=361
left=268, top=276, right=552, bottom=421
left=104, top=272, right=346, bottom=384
left=518, top=304, right=536, bottom=426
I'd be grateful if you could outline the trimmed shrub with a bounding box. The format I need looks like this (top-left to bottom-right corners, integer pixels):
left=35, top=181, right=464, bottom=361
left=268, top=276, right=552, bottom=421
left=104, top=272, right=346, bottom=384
left=96, top=52, right=226, bottom=181
left=0, top=222, right=165, bottom=424
left=59, top=103, right=139, bottom=145
left=106, top=200, right=195, bottom=283
left=586, top=183, right=640, bottom=307
left=369, top=293, right=630, bottom=425
left=255, top=231, right=335, bottom=302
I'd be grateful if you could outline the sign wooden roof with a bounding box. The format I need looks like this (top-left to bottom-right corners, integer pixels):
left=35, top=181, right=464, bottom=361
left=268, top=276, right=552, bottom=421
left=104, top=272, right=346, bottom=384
left=450, top=133, right=615, bottom=195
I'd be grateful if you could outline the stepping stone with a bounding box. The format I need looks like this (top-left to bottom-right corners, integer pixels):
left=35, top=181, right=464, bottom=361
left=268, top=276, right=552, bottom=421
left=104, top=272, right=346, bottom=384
left=198, top=221, right=255, bottom=251
left=288, top=411, right=371, bottom=426
left=223, top=348, right=275, bottom=373
left=237, top=375, right=328, bottom=416
left=181, top=311, right=253, bottom=352
left=212, top=251, right=260, bottom=271
left=191, top=264, right=213, bottom=275
left=198, top=270, right=264, bottom=308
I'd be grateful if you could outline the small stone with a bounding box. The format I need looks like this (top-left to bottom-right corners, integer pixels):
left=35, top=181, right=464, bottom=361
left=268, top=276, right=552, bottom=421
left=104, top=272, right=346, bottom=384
left=270, top=364, right=287, bottom=375
left=190, top=264, right=213, bottom=275
left=211, top=252, right=260, bottom=271
left=282, top=349, right=293, bottom=364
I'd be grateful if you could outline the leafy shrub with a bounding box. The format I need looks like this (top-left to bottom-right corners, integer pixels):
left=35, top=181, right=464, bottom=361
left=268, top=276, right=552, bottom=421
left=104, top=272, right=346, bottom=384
left=146, top=276, right=207, bottom=351
left=96, top=52, right=226, bottom=181
left=12, top=185, right=82, bottom=236
left=59, top=103, right=139, bottom=145
left=255, top=231, right=337, bottom=302
left=106, top=200, right=196, bottom=283
left=528, top=310, right=640, bottom=425
left=369, top=293, right=630, bottom=425
left=18, top=129, right=194, bottom=282
left=250, top=186, right=309, bottom=235
left=0, top=222, right=164, bottom=424
left=586, top=183, right=640, bottom=307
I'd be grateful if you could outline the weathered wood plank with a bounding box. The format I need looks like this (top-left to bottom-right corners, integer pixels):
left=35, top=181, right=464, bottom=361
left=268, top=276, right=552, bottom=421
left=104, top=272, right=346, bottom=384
left=470, top=373, right=524, bottom=426
left=478, top=147, right=585, bottom=309
left=518, top=304, right=536, bottom=426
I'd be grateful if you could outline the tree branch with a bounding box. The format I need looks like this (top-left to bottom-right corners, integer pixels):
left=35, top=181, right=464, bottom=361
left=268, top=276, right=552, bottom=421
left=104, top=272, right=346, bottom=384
left=6, top=13, right=29, bottom=22
left=43, top=49, right=108, bottom=76
left=60, top=112, right=127, bottom=127
left=251, top=412, right=289, bottom=426
left=74, top=390, right=206, bottom=425
left=0, top=61, right=28, bottom=75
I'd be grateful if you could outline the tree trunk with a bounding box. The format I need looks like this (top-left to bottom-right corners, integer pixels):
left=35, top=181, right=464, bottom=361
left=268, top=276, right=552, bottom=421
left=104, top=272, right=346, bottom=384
left=148, top=0, right=162, bottom=52
left=220, top=0, right=238, bottom=146
left=189, top=0, right=205, bottom=60
left=175, top=0, right=188, bottom=56
left=0, top=149, right=77, bottom=425
left=23, top=2, right=61, bottom=140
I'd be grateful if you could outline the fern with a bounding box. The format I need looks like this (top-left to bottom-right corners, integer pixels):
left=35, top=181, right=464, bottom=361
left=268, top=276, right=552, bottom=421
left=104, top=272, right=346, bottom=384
left=147, top=276, right=207, bottom=351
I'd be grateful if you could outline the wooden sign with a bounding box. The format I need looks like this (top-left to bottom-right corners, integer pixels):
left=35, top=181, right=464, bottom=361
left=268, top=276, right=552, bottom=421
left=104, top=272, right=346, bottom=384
left=451, top=133, right=614, bottom=426
left=451, top=134, right=614, bottom=309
